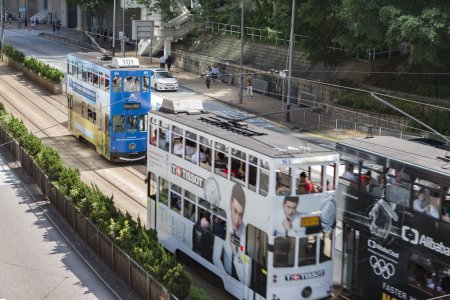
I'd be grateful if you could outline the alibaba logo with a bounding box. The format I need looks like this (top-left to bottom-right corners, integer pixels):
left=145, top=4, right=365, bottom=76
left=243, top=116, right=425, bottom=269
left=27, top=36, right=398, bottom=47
left=401, top=226, right=419, bottom=245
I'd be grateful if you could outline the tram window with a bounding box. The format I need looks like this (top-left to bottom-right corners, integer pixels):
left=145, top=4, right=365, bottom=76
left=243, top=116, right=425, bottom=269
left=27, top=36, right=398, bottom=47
left=359, top=164, right=382, bottom=194
left=127, top=115, right=138, bottom=132
left=214, top=151, right=228, bottom=178
left=384, top=168, right=411, bottom=207
left=82, top=68, right=88, bottom=81
left=319, top=232, right=332, bottom=263
left=172, top=135, right=183, bottom=156
left=412, top=182, right=440, bottom=219
left=112, top=76, right=122, bottom=92
left=276, top=167, right=292, bottom=195
left=200, top=136, right=213, bottom=171
left=183, top=199, right=195, bottom=222
left=159, top=178, right=169, bottom=206
left=112, top=115, right=125, bottom=133
left=99, top=76, right=105, bottom=90
left=93, top=74, right=99, bottom=86
left=158, top=121, right=170, bottom=152
left=199, top=198, right=211, bottom=210
left=148, top=172, right=157, bottom=200
left=212, top=212, right=226, bottom=240
left=298, top=236, right=317, bottom=266
left=88, top=72, right=94, bottom=84
left=124, top=76, right=140, bottom=92
left=295, top=167, right=315, bottom=194
left=443, top=187, right=450, bottom=223
left=248, top=155, right=257, bottom=192
left=325, top=163, right=338, bottom=191
left=246, top=224, right=268, bottom=268
left=273, top=236, right=295, bottom=267
left=185, top=138, right=197, bottom=163
left=139, top=114, right=147, bottom=132
left=67, top=63, right=72, bottom=75
left=170, top=184, right=182, bottom=213
left=105, top=78, right=110, bottom=92
left=143, top=76, right=150, bottom=91
left=150, top=128, right=157, bottom=146
left=259, top=160, right=269, bottom=196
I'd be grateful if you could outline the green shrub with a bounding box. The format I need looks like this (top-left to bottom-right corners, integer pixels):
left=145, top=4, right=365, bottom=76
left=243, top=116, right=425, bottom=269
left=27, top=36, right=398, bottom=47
left=20, top=131, right=42, bottom=157
left=2, top=43, right=25, bottom=63
left=35, top=145, right=64, bottom=181
left=24, top=56, right=64, bottom=84
left=190, top=286, right=212, bottom=300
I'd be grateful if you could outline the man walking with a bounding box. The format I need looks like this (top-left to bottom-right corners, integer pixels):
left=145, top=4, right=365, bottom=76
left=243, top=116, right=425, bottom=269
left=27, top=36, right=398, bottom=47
left=246, top=74, right=253, bottom=97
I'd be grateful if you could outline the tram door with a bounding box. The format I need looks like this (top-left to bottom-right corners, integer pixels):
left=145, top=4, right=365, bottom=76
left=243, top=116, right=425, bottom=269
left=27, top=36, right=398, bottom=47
left=68, top=95, right=73, bottom=131
left=342, top=226, right=360, bottom=297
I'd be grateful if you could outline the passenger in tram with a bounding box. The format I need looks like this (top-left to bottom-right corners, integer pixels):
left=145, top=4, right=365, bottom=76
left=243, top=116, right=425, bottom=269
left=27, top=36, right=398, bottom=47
left=150, top=129, right=157, bottom=146
left=199, top=211, right=211, bottom=231
left=224, top=159, right=239, bottom=177
left=185, top=140, right=197, bottom=157
left=362, top=170, right=378, bottom=193
left=214, top=152, right=227, bottom=170
left=172, top=137, right=183, bottom=156
left=342, top=163, right=357, bottom=182
left=297, top=172, right=313, bottom=194
left=212, top=216, right=226, bottom=239
left=191, top=148, right=207, bottom=164
left=272, top=196, right=301, bottom=236
left=370, top=175, right=387, bottom=198
left=413, top=190, right=439, bottom=219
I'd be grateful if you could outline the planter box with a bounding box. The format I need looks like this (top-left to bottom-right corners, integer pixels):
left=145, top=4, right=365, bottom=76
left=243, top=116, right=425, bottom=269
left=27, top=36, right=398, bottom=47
left=23, top=67, right=62, bottom=94
left=2, top=54, right=23, bottom=71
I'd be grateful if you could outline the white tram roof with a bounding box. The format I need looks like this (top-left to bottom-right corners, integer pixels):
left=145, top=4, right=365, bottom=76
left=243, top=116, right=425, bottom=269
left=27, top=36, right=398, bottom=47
left=68, top=52, right=141, bottom=70
left=337, top=136, right=450, bottom=177
left=151, top=110, right=338, bottom=161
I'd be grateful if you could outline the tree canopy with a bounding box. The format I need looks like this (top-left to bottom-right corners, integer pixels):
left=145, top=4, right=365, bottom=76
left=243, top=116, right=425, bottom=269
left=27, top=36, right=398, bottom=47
left=198, top=0, right=450, bottom=69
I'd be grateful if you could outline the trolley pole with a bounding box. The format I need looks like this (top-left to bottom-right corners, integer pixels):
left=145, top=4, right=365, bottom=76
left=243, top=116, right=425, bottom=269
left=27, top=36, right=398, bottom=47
left=285, top=0, right=296, bottom=122
left=112, top=0, right=116, bottom=56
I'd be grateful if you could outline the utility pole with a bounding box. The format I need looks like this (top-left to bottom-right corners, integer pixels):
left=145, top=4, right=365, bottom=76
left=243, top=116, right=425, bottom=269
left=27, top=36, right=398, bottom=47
left=112, top=0, right=116, bottom=56
left=239, top=0, right=244, bottom=104
left=285, top=0, right=296, bottom=122
left=121, top=0, right=125, bottom=57
left=0, top=0, right=3, bottom=55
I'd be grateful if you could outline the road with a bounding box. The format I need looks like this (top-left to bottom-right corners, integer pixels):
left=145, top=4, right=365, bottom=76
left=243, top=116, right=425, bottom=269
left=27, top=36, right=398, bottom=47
left=0, top=155, right=121, bottom=300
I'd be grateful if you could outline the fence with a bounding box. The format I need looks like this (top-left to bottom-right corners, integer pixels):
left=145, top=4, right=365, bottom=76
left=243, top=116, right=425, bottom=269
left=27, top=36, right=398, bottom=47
left=0, top=127, right=177, bottom=300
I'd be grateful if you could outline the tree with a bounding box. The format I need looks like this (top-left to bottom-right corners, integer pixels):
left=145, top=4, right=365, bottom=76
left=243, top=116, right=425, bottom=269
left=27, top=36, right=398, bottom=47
left=137, top=0, right=182, bottom=22
left=67, top=0, right=107, bottom=32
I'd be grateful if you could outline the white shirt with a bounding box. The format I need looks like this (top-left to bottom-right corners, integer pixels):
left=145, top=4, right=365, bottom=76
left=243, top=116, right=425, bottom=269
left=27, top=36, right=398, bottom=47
left=272, top=210, right=301, bottom=236
left=413, top=199, right=438, bottom=219
left=342, top=171, right=357, bottom=182
left=191, top=151, right=206, bottom=164
left=173, top=143, right=183, bottom=155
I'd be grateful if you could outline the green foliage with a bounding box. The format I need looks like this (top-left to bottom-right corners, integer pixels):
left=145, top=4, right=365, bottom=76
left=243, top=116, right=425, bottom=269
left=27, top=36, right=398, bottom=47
left=24, top=56, right=64, bottom=84
left=35, top=146, right=64, bottom=181
left=190, top=285, right=212, bottom=300
left=2, top=43, right=25, bottom=64
left=0, top=78, right=192, bottom=300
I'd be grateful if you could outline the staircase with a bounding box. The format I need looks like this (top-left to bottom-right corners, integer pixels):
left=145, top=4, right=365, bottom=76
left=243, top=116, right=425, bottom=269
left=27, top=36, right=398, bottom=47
left=137, top=0, right=202, bottom=56
left=31, top=10, right=49, bottom=24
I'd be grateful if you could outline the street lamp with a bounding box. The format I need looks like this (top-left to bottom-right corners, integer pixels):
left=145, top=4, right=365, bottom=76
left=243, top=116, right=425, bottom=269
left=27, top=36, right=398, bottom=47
left=239, top=0, right=244, bottom=104
left=285, top=0, right=296, bottom=122
left=112, top=0, right=116, bottom=56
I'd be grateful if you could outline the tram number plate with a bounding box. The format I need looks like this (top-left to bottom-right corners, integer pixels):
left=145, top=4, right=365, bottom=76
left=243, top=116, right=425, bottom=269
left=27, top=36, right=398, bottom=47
left=301, top=216, right=320, bottom=227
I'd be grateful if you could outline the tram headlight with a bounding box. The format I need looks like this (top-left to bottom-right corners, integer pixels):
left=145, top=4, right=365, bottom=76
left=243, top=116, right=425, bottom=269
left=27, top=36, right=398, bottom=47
left=301, top=286, right=312, bottom=298
left=129, top=143, right=136, bottom=150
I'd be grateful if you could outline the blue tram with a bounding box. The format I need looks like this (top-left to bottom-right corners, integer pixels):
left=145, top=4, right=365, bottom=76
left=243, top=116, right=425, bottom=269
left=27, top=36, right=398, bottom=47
left=67, top=52, right=151, bottom=162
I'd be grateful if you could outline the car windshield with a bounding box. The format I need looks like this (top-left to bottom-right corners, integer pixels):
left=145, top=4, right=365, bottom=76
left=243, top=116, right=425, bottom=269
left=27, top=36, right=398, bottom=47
left=155, top=71, right=173, bottom=79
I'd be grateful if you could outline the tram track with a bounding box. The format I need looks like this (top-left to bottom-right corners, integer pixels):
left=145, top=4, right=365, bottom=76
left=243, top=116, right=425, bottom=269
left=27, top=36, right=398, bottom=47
left=0, top=66, right=148, bottom=221
left=0, top=58, right=235, bottom=300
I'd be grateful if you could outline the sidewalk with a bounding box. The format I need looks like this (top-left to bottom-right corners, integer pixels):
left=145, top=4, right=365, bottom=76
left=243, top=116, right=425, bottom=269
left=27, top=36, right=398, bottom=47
left=33, top=26, right=363, bottom=141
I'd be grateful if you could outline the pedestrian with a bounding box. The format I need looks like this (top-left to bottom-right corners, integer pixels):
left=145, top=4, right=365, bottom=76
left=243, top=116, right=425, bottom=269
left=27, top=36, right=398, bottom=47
left=24, top=17, right=28, bottom=28
left=166, top=55, right=173, bottom=71
left=52, top=21, right=56, bottom=33
left=159, top=55, right=166, bottom=69
left=205, top=66, right=212, bottom=89
left=31, top=19, right=35, bottom=31
left=246, top=74, right=253, bottom=97
left=8, top=15, right=11, bottom=29
left=18, top=16, right=22, bottom=29
left=56, top=20, right=61, bottom=33
left=103, top=28, right=108, bottom=42
left=212, top=65, right=219, bottom=81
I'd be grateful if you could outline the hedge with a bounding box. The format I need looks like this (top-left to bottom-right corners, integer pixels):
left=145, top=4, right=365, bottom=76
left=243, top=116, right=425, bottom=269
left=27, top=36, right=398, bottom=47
left=0, top=103, right=192, bottom=299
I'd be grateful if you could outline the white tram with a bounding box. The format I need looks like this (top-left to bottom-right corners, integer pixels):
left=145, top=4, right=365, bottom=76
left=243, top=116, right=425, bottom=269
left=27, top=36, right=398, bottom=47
left=146, top=103, right=339, bottom=300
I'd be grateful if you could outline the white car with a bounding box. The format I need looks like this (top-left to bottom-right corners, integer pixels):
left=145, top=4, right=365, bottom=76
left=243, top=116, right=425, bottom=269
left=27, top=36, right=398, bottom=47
left=151, top=69, right=179, bottom=91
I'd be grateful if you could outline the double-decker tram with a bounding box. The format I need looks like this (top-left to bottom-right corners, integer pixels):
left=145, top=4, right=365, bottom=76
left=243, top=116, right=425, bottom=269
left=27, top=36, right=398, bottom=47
left=335, top=136, right=450, bottom=300
left=146, top=102, right=339, bottom=300
left=66, top=52, right=151, bottom=161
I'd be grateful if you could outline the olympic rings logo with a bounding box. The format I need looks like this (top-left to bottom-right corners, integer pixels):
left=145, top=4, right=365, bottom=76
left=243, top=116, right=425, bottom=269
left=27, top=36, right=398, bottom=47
left=370, top=255, right=395, bottom=279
